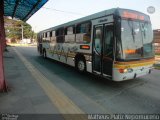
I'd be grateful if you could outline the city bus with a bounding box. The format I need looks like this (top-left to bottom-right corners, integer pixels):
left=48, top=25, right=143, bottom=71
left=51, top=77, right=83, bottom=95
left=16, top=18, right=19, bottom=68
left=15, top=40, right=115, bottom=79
left=37, top=8, right=155, bottom=81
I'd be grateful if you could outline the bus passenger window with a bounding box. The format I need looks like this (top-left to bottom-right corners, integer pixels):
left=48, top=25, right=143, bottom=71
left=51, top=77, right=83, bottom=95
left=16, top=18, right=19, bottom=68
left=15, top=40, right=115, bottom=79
left=65, top=26, right=75, bottom=43
left=76, top=22, right=91, bottom=43
left=56, top=28, right=64, bottom=43
left=76, top=24, right=81, bottom=33
left=50, top=31, right=52, bottom=37
left=52, top=31, right=55, bottom=37
left=83, top=23, right=91, bottom=43
left=47, top=32, right=50, bottom=38
left=45, top=33, right=47, bottom=38
left=67, top=26, right=74, bottom=35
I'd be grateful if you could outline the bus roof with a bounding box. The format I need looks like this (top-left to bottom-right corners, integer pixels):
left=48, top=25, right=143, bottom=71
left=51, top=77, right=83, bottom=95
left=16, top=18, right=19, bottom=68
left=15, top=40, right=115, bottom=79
left=39, top=8, right=150, bottom=33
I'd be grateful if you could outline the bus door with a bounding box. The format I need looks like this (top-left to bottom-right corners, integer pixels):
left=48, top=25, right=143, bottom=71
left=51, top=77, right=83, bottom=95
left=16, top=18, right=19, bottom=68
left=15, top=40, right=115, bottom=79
left=92, top=24, right=114, bottom=78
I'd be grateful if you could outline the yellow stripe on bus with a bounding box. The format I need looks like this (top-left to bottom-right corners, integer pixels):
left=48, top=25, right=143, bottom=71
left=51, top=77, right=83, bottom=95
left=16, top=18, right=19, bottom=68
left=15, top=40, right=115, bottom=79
left=114, top=61, right=155, bottom=69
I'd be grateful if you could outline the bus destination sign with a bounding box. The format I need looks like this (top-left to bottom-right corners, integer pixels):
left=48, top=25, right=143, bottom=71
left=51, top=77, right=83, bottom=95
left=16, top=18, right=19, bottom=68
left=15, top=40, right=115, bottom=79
left=122, top=11, right=145, bottom=20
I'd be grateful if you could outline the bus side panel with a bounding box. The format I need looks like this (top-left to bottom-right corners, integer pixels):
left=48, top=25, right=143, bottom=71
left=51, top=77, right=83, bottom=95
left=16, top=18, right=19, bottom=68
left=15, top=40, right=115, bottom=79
left=86, top=61, right=92, bottom=73
left=67, top=57, right=75, bottom=67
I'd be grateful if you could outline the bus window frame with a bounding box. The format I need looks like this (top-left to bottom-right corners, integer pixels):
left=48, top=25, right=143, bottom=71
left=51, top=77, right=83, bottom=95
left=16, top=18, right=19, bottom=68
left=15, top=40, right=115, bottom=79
left=76, top=21, right=91, bottom=34
left=56, top=28, right=65, bottom=43
left=50, top=31, right=52, bottom=37
left=66, top=26, right=75, bottom=35
left=45, top=32, right=47, bottom=38
left=75, top=21, right=92, bottom=44
left=64, top=25, right=76, bottom=43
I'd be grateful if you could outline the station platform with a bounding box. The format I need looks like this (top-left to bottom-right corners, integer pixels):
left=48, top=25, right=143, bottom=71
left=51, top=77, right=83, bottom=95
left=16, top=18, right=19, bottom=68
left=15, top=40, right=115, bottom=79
left=0, top=46, right=96, bottom=120
left=0, top=46, right=61, bottom=113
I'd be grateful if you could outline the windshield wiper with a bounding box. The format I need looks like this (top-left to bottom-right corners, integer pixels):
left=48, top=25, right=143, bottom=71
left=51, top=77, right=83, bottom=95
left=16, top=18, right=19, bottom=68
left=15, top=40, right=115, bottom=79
left=127, top=20, right=135, bottom=42
left=142, top=22, right=147, bottom=39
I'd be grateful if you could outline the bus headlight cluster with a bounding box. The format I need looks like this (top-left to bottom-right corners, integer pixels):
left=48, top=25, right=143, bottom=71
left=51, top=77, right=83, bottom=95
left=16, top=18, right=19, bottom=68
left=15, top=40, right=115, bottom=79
left=119, top=68, right=128, bottom=73
left=119, top=68, right=133, bottom=73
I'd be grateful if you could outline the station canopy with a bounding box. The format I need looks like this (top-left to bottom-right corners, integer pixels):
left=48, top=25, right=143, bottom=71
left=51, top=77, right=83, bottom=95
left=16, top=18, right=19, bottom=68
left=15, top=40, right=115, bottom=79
left=4, top=0, right=48, bottom=21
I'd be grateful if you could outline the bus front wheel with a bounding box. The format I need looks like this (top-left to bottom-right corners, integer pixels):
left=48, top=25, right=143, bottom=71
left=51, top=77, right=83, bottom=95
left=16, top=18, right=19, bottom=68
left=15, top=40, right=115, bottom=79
left=76, top=59, right=86, bottom=72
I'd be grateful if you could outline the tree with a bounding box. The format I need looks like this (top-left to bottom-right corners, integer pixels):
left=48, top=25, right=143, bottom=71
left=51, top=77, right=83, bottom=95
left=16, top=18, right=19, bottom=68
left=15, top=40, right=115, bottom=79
left=4, top=17, right=36, bottom=43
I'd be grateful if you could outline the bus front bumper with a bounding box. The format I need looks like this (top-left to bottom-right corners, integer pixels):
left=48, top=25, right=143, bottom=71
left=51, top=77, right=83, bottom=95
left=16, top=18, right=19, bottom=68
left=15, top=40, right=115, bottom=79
left=112, top=65, right=153, bottom=81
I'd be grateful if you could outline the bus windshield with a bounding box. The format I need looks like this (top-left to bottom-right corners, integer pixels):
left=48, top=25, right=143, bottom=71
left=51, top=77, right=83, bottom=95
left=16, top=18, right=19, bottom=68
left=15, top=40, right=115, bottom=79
left=118, top=19, right=154, bottom=60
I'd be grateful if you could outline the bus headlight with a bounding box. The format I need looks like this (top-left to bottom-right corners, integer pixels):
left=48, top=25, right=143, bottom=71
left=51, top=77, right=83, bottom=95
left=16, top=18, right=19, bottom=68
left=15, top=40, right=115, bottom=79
left=118, top=68, right=133, bottom=73
left=119, top=68, right=128, bottom=73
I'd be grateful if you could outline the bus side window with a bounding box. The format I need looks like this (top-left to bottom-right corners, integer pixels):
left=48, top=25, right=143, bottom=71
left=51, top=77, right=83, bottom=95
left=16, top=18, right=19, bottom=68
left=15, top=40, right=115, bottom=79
left=56, top=28, right=64, bottom=43
left=84, top=23, right=91, bottom=43
left=47, top=32, right=50, bottom=38
left=76, top=22, right=91, bottom=43
left=45, top=32, right=47, bottom=38
left=50, top=31, right=52, bottom=37
left=51, top=31, right=56, bottom=42
left=67, top=26, right=74, bottom=35
left=65, top=26, right=75, bottom=43
left=76, top=24, right=81, bottom=33
left=42, top=32, right=46, bottom=42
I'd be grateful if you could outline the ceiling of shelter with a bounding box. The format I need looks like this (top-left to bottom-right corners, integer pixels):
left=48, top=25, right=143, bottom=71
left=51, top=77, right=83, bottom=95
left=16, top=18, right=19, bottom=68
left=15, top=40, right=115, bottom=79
left=4, top=0, right=48, bottom=21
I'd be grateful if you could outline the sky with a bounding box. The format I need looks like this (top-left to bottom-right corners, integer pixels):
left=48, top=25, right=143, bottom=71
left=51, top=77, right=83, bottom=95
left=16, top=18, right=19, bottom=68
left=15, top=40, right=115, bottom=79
left=27, top=0, right=160, bottom=32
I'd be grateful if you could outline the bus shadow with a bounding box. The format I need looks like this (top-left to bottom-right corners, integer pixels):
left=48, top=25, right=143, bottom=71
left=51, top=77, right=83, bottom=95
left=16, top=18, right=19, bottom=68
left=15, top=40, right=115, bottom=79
left=34, top=56, right=147, bottom=97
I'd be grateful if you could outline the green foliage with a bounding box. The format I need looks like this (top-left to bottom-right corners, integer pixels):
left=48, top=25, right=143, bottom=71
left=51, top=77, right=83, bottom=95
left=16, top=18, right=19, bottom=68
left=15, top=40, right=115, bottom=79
left=4, top=17, right=36, bottom=42
left=155, top=53, right=160, bottom=56
left=154, top=64, right=160, bottom=70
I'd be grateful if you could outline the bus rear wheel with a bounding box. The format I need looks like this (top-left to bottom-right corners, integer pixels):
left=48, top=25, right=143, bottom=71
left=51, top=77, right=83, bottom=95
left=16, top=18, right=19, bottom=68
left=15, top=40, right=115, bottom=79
left=76, top=59, right=86, bottom=72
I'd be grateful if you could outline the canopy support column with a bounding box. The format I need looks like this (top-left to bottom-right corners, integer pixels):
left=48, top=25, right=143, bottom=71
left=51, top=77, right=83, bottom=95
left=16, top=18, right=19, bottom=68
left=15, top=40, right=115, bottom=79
left=0, top=0, right=7, bottom=92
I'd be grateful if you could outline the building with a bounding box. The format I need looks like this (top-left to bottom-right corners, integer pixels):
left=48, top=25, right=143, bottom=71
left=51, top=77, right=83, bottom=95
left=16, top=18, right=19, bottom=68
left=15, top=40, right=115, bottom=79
left=153, top=29, right=160, bottom=54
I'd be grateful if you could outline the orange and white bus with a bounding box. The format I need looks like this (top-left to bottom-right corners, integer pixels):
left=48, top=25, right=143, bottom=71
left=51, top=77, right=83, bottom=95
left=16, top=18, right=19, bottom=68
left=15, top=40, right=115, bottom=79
left=37, top=8, right=155, bottom=81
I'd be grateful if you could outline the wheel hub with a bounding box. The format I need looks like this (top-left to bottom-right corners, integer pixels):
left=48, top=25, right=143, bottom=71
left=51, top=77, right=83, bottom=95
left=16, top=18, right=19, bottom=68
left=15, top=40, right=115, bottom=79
left=78, top=61, right=85, bottom=71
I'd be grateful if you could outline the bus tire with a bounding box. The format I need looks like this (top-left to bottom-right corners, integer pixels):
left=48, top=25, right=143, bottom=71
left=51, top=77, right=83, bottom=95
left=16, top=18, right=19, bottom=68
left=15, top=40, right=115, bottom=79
left=43, top=49, right=47, bottom=58
left=76, top=58, right=86, bottom=72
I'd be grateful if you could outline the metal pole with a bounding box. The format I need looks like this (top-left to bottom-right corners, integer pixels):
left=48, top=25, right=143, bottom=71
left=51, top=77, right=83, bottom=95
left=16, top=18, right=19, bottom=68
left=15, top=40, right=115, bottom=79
left=0, top=0, right=7, bottom=92
left=21, top=24, right=23, bottom=41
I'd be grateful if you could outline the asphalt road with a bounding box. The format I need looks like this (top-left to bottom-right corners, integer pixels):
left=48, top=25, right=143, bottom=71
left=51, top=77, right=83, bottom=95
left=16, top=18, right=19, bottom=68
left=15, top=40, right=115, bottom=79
left=15, top=46, right=160, bottom=114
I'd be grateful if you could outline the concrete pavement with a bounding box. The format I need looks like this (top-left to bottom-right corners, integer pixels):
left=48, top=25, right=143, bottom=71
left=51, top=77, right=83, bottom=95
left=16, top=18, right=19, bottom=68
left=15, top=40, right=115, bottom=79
left=1, top=46, right=61, bottom=114
left=0, top=46, right=99, bottom=120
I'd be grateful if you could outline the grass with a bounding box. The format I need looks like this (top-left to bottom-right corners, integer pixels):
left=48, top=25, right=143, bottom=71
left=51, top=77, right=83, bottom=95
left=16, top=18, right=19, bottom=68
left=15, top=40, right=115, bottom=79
left=154, top=64, right=160, bottom=70
left=155, top=53, right=160, bottom=56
